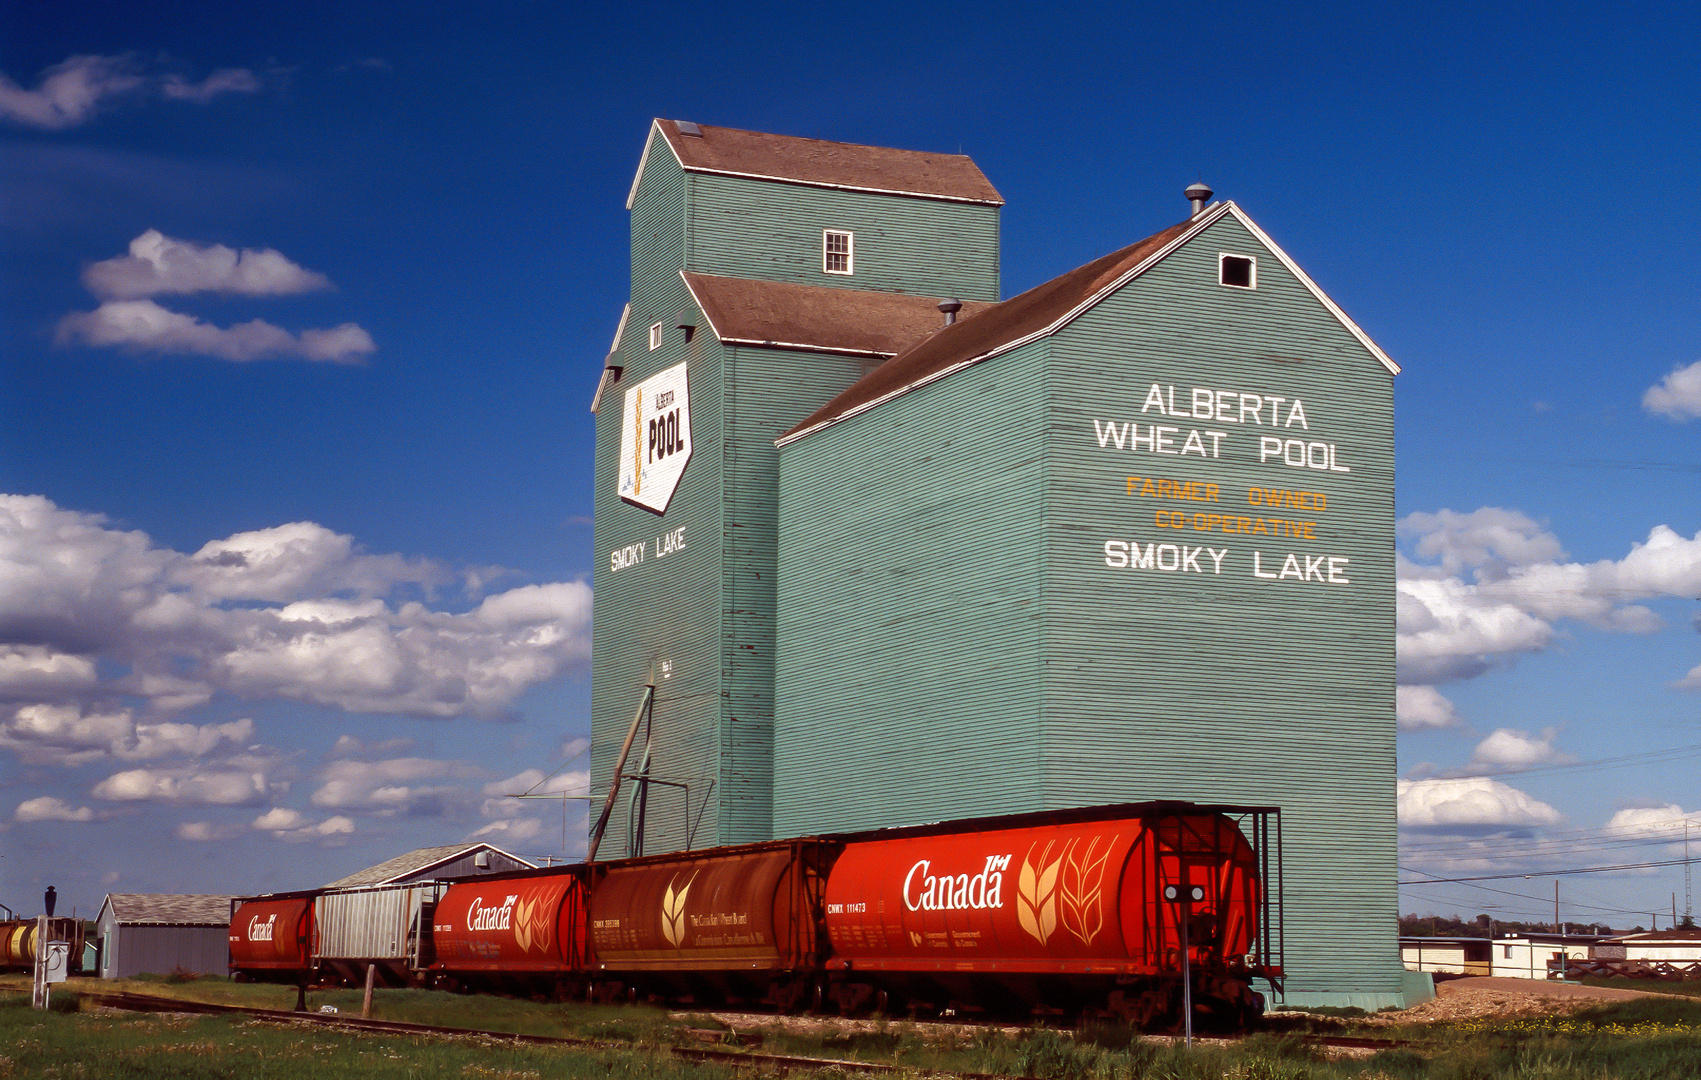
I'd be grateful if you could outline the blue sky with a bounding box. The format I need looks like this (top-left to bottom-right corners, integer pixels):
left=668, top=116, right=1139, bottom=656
left=3, top=1, right=1698, bottom=933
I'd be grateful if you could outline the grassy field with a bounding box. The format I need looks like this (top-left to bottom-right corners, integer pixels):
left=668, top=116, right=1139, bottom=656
left=2, top=979, right=1699, bottom=1079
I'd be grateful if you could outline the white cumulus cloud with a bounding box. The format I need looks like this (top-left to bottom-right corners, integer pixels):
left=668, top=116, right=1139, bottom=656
left=1603, top=804, right=1701, bottom=849
left=14, top=796, right=97, bottom=823
left=93, top=765, right=278, bottom=805
left=1468, top=727, right=1570, bottom=771
left=57, top=299, right=374, bottom=363
left=82, top=230, right=333, bottom=300
left=0, top=54, right=259, bottom=129
left=1395, top=685, right=1460, bottom=730
left=1397, top=777, right=1562, bottom=829
left=1643, top=360, right=1701, bottom=421
left=310, top=756, right=481, bottom=814
left=1398, top=513, right=1701, bottom=691
left=177, top=821, right=246, bottom=841
left=0, top=495, right=591, bottom=745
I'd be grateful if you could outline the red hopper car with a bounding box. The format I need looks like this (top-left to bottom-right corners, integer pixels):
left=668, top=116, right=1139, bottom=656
left=427, top=801, right=1280, bottom=1025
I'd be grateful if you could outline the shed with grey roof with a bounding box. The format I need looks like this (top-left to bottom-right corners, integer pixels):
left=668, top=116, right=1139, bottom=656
left=95, top=893, right=233, bottom=979
left=324, top=843, right=534, bottom=888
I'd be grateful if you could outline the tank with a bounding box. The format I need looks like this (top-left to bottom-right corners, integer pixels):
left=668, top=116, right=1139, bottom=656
left=823, top=810, right=1261, bottom=974
left=0, top=918, right=86, bottom=973
left=818, top=806, right=1274, bottom=1023
left=432, top=870, right=585, bottom=973
left=587, top=843, right=820, bottom=971
left=229, top=896, right=315, bottom=974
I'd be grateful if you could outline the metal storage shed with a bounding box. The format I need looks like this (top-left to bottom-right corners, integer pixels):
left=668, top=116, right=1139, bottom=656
left=323, top=843, right=533, bottom=888
left=95, top=893, right=233, bottom=979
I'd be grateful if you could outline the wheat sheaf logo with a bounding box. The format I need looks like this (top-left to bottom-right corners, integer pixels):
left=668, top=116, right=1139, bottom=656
left=510, top=894, right=555, bottom=955
left=1017, top=837, right=1112, bottom=947
left=661, top=872, right=696, bottom=948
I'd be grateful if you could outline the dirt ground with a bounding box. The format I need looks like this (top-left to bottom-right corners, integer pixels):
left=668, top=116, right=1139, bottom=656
left=1361, top=975, right=1660, bottom=1024
left=693, top=977, right=1666, bottom=1038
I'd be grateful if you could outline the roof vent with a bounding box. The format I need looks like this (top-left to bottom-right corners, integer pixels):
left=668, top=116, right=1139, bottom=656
left=675, top=121, right=703, bottom=138
left=1185, top=181, right=1213, bottom=217
left=474, top=850, right=490, bottom=869
left=937, top=298, right=962, bottom=326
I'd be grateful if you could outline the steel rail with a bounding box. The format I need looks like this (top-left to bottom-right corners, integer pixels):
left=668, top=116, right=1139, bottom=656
left=67, top=989, right=1050, bottom=1078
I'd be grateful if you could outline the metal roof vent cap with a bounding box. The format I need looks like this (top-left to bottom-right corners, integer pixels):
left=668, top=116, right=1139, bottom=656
left=1185, top=181, right=1214, bottom=217
left=938, top=298, right=963, bottom=326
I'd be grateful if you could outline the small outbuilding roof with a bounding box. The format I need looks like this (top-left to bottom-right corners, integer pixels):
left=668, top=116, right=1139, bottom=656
left=1605, top=928, right=1701, bottom=944
left=101, top=893, right=234, bottom=926
left=632, top=119, right=1004, bottom=207
left=325, top=843, right=533, bottom=888
left=682, top=273, right=994, bottom=359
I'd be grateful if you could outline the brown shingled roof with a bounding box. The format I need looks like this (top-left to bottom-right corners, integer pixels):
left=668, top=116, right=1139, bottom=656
left=104, top=893, right=234, bottom=925
left=780, top=214, right=1202, bottom=441
left=683, top=273, right=994, bottom=358
left=654, top=120, right=1003, bottom=205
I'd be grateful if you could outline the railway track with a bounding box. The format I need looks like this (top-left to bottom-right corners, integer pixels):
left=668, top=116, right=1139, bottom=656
left=64, top=988, right=1417, bottom=1071
left=70, top=989, right=1039, bottom=1077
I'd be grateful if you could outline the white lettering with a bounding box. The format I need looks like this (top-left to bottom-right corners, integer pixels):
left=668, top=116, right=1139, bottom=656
left=903, top=855, right=1009, bottom=912
left=467, top=894, right=519, bottom=933
left=1093, top=419, right=1129, bottom=449
left=1207, top=547, right=1228, bottom=574
left=247, top=914, right=277, bottom=942
left=1104, top=540, right=1128, bottom=567
left=1141, top=383, right=1167, bottom=415
left=610, top=541, right=647, bottom=573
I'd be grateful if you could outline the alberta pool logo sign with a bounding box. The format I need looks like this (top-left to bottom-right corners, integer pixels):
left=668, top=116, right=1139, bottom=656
left=618, top=361, right=692, bottom=514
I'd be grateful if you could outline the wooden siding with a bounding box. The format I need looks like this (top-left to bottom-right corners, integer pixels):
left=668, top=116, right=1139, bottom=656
left=595, top=126, right=1002, bottom=857
left=594, top=142, right=723, bottom=856
left=774, top=344, right=1051, bottom=833
left=772, top=213, right=1400, bottom=1004
left=1039, top=214, right=1397, bottom=1003
left=688, top=174, right=999, bottom=302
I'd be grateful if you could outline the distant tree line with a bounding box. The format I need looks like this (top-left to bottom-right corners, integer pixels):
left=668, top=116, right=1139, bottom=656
left=1398, top=912, right=1640, bottom=937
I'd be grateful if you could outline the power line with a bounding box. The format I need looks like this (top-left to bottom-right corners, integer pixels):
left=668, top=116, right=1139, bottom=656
left=1398, top=856, right=1695, bottom=885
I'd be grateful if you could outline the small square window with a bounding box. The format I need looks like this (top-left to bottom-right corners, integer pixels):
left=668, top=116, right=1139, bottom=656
left=1220, top=253, right=1256, bottom=289
left=649, top=321, right=663, bottom=350
left=824, top=230, right=853, bottom=275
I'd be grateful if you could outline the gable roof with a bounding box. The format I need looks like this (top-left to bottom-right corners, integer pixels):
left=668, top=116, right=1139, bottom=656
left=778, top=202, right=1398, bottom=444
left=325, top=843, right=534, bottom=888
left=628, top=119, right=1003, bottom=209
left=102, top=893, right=233, bottom=926
left=682, top=273, right=995, bottom=359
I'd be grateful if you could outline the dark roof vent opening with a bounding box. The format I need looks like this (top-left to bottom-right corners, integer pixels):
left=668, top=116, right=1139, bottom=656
left=937, top=298, right=963, bottom=326
left=675, top=120, right=703, bottom=138
left=1220, top=254, right=1255, bottom=288
left=1185, top=181, right=1214, bottom=217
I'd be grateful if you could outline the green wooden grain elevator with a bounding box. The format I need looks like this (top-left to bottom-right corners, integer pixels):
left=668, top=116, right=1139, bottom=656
left=593, top=120, right=1409, bottom=1008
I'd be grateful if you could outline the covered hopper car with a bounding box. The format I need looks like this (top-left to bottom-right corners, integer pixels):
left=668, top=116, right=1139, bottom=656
left=231, top=800, right=1281, bottom=1026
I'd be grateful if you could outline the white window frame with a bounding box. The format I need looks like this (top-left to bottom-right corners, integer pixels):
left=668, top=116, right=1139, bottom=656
left=823, top=230, right=854, bottom=275
left=649, top=321, right=663, bottom=350
left=1219, top=252, right=1257, bottom=289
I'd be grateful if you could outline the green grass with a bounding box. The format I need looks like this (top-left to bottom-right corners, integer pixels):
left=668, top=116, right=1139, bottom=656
left=0, top=993, right=745, bottom=1080
left=6, top=979, right=1701, bottom=1079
